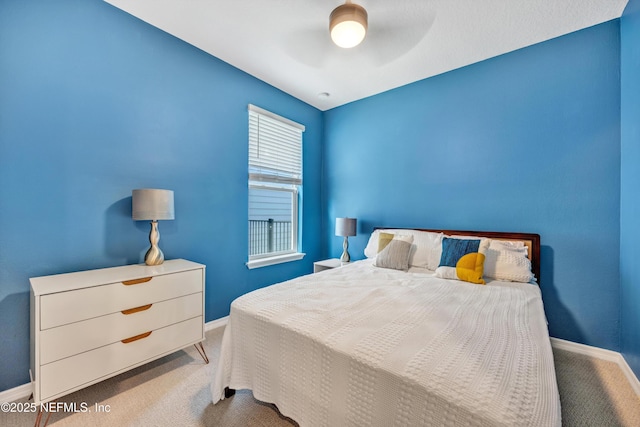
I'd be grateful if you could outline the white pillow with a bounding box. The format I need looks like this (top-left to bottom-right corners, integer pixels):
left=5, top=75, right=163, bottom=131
left=364, top=229, right=384, bottom=258
left=409, top=230, right=444, bottom=270
left=364, top=229, right=443, bottom=270
left=483, top=240, right=534, bottom=283
left=490, top=239, right=526, bottom=250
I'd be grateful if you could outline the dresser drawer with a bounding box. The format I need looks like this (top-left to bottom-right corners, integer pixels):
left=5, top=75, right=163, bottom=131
left=39, top=316, right=203, bottom=401
left=39, top=292, right=203, bottom=365
left=40, top=269, right=202, bottom=329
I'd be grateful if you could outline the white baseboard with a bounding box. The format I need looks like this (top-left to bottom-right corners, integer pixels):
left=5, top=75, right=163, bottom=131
left=205, top=315, right=229, bottom=332
left=551, top=337, right=640, bottom=396
left=618, top=355, right=640, bottom=397
left=0, top=382, right=32, bottom=403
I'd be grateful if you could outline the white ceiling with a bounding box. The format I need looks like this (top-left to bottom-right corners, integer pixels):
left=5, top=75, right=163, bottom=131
left=104, top=0, right=628, bottom=111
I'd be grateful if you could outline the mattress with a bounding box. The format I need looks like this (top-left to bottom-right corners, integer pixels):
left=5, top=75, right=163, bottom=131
left=211, top=259, right=561, bottom=426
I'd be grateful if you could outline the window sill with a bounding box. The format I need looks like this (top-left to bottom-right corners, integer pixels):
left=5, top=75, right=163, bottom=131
left=246, top=252, right=306, bottom=269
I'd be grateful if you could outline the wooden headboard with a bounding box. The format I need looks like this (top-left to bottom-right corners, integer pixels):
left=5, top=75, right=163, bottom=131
left=375, top=228, right=541, bottom=284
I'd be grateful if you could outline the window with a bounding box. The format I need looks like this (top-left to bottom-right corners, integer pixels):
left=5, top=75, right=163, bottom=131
left=247, top=105, right=305, bottom=268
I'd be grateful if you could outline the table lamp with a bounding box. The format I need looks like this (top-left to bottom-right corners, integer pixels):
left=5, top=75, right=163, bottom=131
left=335, top=217, right=357, bottom=263
left=132, top=189, right=174, bottom=265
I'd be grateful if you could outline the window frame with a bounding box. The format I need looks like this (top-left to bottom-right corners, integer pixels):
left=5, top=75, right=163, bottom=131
left=246, top=105, right=305, bottom=269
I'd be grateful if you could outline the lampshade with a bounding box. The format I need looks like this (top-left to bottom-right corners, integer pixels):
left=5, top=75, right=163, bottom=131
left=132, top=189, right=175, bottom=221
left=335, top=217, right=357, bottom=237
left=330, top=2, right=368, bottom=48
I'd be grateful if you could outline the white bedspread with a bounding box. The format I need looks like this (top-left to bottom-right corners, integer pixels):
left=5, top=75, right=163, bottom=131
left=211, top=259, right=561, bottom=426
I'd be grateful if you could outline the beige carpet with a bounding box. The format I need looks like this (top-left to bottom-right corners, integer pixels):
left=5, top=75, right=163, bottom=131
left=2, top=326, right=639, bottom=426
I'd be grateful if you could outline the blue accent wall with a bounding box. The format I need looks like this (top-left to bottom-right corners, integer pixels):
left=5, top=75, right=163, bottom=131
left=0, top=0, right=323, bottom=391
left=324, top=21, right=621, bottom=351
left=621, top=0, right=640, bottom=378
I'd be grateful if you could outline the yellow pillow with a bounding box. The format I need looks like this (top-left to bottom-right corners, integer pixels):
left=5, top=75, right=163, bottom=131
left=455, top=252, right=486, bottom=284
left=377, top=232, right=395, bottom=252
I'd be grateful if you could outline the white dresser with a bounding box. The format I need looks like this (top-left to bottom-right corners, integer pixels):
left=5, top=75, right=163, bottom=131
left=30, top=259, right=206, bottom=404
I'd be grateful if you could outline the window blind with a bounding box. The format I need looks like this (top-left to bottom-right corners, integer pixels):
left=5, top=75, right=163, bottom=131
left=249, top=105, right=304, bottom=186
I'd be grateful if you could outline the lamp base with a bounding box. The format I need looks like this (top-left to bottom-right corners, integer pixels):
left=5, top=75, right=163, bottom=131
left=340, top=236, right=350, bottom=263
left=144, top=220, right=165, bottom=266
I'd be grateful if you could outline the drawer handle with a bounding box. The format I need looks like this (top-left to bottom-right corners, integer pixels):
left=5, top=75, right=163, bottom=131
left=121, top=304, right=153, bottom=315
left=122, top=277, right=152, bottom=286
left=121, top=331, right=152, bottom=344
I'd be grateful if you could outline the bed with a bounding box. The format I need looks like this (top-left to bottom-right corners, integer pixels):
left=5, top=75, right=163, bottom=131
left=211, top=228, right=561, bottom=426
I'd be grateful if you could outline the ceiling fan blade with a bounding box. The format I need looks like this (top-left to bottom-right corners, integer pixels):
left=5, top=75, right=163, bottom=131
left=363, top=9, right=437, bottom=66
left=281, top=28, right=333, bottom=68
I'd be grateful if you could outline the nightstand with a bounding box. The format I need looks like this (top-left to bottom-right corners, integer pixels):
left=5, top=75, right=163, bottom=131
left=313, top=258, right=344, bottom=273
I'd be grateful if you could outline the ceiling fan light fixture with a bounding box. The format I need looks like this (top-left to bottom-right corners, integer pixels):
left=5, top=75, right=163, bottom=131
left=330, top=2, right=368, bottom=48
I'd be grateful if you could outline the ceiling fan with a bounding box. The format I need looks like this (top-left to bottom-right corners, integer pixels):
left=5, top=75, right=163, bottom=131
left=283, top=0, right=436, bottom=68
